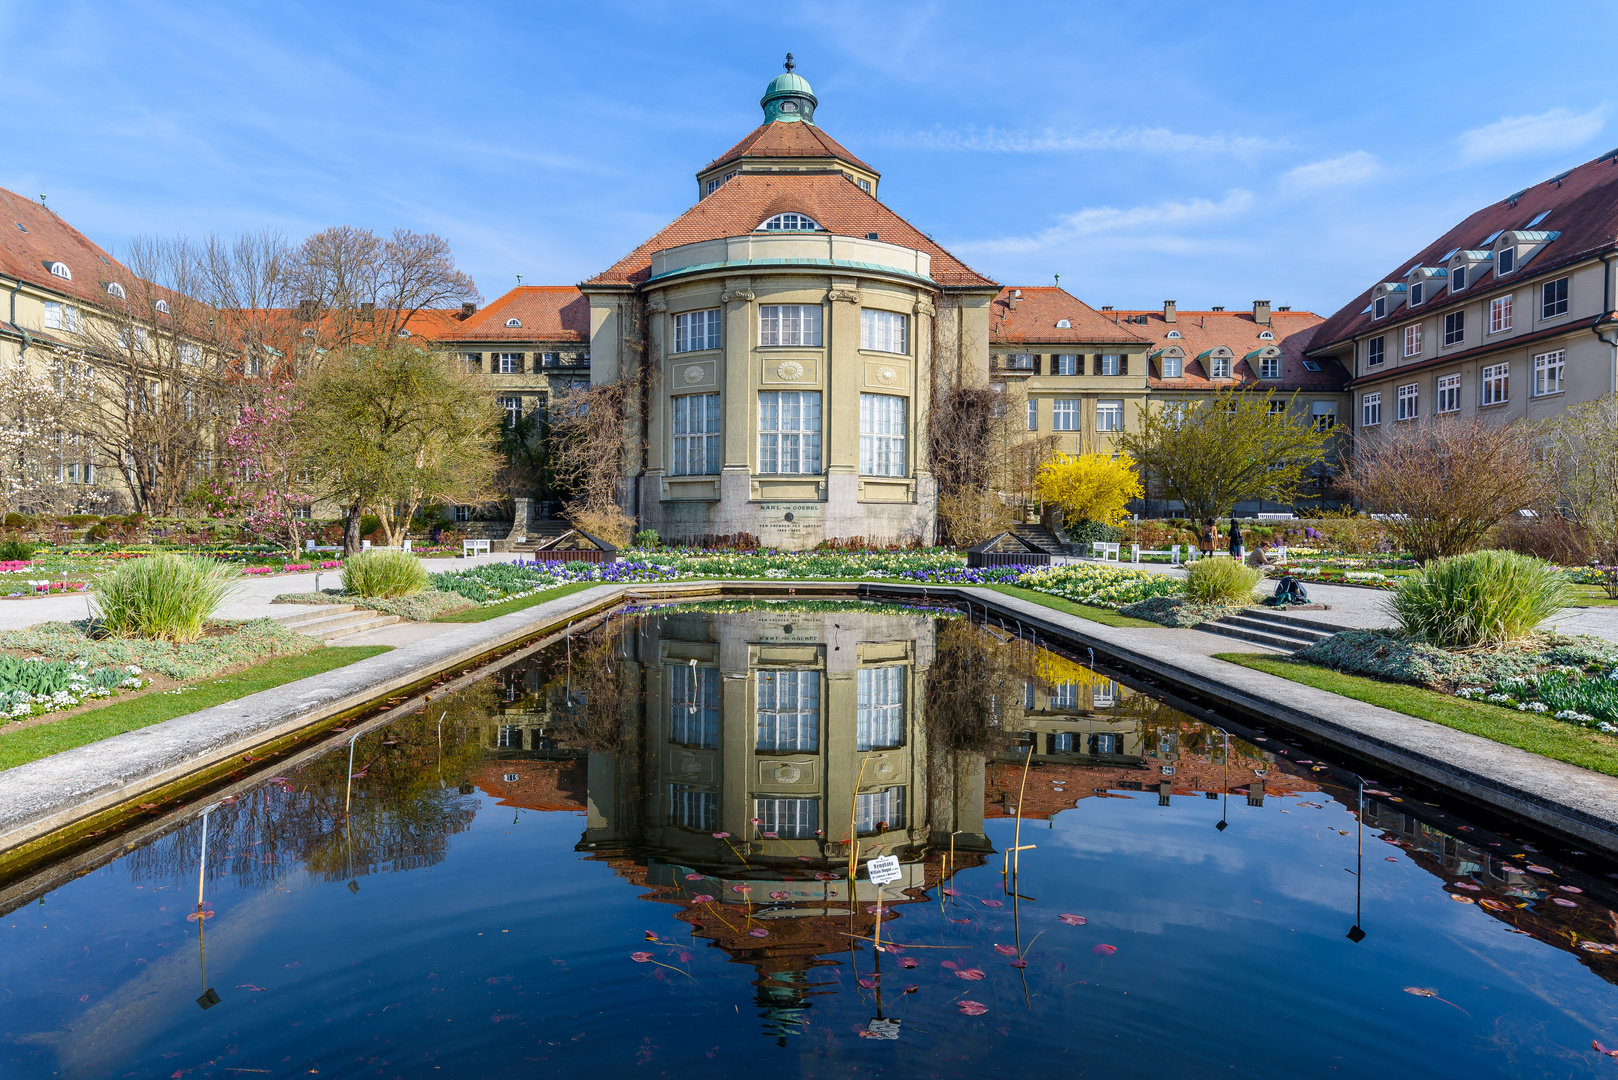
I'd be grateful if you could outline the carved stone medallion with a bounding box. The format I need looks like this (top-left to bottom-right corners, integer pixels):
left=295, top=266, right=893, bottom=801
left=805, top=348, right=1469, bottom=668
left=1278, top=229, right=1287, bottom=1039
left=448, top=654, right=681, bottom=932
left=683, top=365, right=706, bottom=385
left=776, top=360, right=805, bottom=381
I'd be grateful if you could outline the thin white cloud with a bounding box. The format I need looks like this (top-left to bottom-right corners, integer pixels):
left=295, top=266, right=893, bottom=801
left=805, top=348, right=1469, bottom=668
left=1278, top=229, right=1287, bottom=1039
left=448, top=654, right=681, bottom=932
left=1283, top=150, right=1380, bottom=192
left=891, top=125, right=1283, bottom=156
left=956, top=190, right=1254, bottom=256
left=1458, top=107, right=1605, bottom=163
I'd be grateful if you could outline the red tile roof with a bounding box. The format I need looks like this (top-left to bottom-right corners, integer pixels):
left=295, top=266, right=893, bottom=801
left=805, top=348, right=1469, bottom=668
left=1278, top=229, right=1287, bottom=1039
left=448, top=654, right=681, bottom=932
left=1311, top=149, right=1618, bottom=352
left=989, top=286, right=1147, bottom=345
left=584, top=172, right=996, bottom=289
left=702, top=120, right=876, bottom=175
left=1106, top=309, right=1343, bottom=391
left=435, top=286, right=589, bottom=342
left=0, top=185, right=184, bottom=314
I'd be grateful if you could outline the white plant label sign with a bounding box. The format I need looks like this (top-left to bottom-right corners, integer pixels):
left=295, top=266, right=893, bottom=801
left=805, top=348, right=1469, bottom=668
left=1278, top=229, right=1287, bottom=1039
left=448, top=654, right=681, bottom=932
left=866, top=855, right=902, bottom=886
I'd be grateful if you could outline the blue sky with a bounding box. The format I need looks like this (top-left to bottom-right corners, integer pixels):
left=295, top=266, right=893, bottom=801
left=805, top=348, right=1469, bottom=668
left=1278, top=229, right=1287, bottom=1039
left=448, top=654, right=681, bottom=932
left=4, top=0, right=1618, bottom=317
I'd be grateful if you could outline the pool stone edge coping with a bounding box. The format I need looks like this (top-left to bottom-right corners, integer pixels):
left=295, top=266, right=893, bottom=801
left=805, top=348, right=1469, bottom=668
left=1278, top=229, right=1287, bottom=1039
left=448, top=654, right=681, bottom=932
left=3, top=578, right=1618, bottom=869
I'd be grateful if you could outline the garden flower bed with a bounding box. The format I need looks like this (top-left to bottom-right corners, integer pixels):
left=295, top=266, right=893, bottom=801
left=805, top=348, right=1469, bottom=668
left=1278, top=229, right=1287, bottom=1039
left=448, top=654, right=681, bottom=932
left=1117, top=595, right=1248, bottom=627
left=276, top=588, right=475, bottom=620
left=0, top=617, right=318, bottom=682
left=0, top=656, right=145, bottom=719
left=1292, top=629, right=1618, bottom=733
left=1018, top=563, right=1182, bottom=608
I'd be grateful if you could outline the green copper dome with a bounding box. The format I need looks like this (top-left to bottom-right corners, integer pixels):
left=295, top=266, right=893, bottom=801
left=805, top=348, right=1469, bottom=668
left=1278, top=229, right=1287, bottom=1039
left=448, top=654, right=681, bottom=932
left=761, top=60, right=817, bottom=124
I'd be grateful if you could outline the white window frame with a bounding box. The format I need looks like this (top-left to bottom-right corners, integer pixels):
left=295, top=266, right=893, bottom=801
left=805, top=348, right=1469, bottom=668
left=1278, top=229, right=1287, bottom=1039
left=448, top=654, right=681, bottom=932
left=1259, top=354, right=1280, bottom=379
left=1026, top=398, right=1038, bottom=430
left=669, top=664, right=720, bottom=748
left=1489, top=295, right=1513, bottom=334
left=1396, top=383, right=1418, bottom=422
left=1480, top=362, right=1509, bottom=407
left=1533, top=350, right=1565, bottom=397
left=1098, top=353, right=1120, bottom=376
left=1159, top=353, right=1182, bottom=378
left=758, top=212, right=820, bottom=231
left=1208, top=354, right=1230, bottom=379
left=758, top=390, right=821, bottom=474
left=673, top=309, right=722, bottom=353
left=671, top=392, right=721, bottom=475
left=1498, top=246, right=1515, bottom=275
left=1051, top=398, right=1080, bottom=432
left=756, top=670, right=820, bottom=751
left=1361, top=391, right=1382, bottom=427
left=855, top=786, right=905, bottom=834
left=1452, top=264, right=1466, bottom=292
left=668, top=785, right=719, bottom=832
left=859, top=393, right=906, bottom=477
left=1311, top=401, right=1336, bottom=431
left=43, top=301, right=63, bottom=330
left=497, top=395, right=522, bottom=424
left=1373, top=296, right=1386, bottom=319
left=754, top=797, right=819, bottom=839
left=759, top=304, right=823, bottom=347
left=856, top=666, right=905, bottom=751
left=1402, top=324, right=1422, bottom=357
left=859, top=309, right=908, bottom=354
left=1436, top=373, right=1461, bottom=414
left=1542, top=277, right=1569, bottom=319
left=1410, top=281, right=1424, bottom=306
left=1054, top=354, right=1078, bottom=376
left=1095, top=399, right=1123, bottom=432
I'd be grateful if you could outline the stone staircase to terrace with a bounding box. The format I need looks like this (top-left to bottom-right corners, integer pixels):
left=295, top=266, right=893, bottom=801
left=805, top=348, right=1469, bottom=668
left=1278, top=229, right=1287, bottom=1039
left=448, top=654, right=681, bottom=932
left=274, top=604, right=401, bottom=643
left=1194, top=608, right=1354, bottom=653
left=1011, top=523, right=1066, bottom=556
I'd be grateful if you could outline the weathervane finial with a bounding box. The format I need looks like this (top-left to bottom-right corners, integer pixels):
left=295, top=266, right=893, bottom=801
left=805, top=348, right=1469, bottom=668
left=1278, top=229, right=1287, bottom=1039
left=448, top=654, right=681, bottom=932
left=784, top=52, right=795, bottom=73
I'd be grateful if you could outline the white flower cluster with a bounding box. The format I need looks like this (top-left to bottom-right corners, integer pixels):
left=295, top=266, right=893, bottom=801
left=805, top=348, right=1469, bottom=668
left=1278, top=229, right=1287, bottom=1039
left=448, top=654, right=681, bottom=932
left=1517, top=701, right=1550, bottom=713
left=1343, top=571, right=1388, bottom=583
left=1556, top=709, right=1597, bottom=723
left=1456, top=687, right=1487, bottom=699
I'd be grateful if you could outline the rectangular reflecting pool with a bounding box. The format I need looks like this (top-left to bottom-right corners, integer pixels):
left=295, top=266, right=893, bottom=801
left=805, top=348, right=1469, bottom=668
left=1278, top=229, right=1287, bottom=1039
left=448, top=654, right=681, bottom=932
left=7, top=599, right=1618, bottom=1078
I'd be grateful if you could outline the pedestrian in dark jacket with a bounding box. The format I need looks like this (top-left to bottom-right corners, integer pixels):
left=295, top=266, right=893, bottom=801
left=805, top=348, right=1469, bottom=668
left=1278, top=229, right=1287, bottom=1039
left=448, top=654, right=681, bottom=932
left=1228, top=517, right=1243, bottom=560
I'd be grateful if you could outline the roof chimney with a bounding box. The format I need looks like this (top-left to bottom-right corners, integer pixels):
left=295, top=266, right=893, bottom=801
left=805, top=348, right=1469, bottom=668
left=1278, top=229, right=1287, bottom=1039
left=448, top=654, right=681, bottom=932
left=1210, top=306, right=1225, bottom=312
left=1163, top=300, right=1177, bottom=323
left=1252, top=300, right=1272, bottom=325
left=297, top=299, right=318, bottom=321
left=358, top=302, right=375, bottom=321
left=459, top=302, right=477, bottom=321
left=1008, top=288, right=1022, bottom=310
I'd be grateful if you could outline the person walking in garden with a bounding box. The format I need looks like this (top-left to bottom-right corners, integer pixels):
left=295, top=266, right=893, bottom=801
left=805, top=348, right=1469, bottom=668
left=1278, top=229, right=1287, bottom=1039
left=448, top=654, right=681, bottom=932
left=1198, top=518, right=1218, bottom=558
left=1228, top=517, right=1243, bottom=560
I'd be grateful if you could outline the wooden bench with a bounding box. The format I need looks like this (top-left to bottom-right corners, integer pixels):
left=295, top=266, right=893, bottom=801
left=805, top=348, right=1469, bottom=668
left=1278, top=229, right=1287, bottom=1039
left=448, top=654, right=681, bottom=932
left=462, top=539, right=492, bottom=557
left=1090, top=542, right=1122, bottom=562
left=1130, top=543, right=1181, bottom=565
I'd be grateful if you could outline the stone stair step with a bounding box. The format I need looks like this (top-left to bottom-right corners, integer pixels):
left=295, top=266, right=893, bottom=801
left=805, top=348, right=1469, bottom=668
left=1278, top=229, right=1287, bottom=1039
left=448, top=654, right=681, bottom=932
left=317, top=613, right=402, bottom=642
left=273, top=605, right=357, bottom=630
left=1196, top=620, right=1316, bottom=653
left=1238, top=608, right=1361, bottom=636
left=1215, top=613, right=1333, bottom=643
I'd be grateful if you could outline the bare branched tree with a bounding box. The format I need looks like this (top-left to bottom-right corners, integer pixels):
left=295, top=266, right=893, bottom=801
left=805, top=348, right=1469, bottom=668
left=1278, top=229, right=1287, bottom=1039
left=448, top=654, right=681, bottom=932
left=290, top=226, right=480, bottom=350
left=1336, top=415, right=1554, bottom=562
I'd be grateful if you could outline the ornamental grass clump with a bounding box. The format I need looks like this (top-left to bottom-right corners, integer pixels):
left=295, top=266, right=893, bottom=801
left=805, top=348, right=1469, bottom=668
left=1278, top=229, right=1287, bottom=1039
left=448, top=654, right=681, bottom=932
left=342, top=549, right=429, bottom=598
left=93, top=554, right=238, bottom=644
left=1183, top=556, right=1261, bottom=605
left=1392, top=549, right=1571, bottom=649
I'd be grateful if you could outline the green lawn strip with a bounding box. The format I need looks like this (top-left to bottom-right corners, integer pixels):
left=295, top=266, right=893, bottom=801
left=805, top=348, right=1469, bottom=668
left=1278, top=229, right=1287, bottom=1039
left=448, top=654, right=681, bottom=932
left=432, top=582, right=597, bottom=623
left=977, top=584, right=1161, bottom=628
left=0, top=646, right=392, bottom=771
left=1566, top=585, right=1618, bottom=608
left=1213, top=651, right=1618, bottom=777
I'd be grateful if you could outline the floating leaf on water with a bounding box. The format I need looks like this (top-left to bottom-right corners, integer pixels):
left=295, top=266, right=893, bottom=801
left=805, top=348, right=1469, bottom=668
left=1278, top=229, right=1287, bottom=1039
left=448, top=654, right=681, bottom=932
left=1454, top=882, right=1481, bottom=891
left=955, top=967, right=987, bottom=980
left=1527, top=865, right=1554, bottom=874
left=903, top=984, right=918, bottom=994
left=941, top=960, right=959, bottom=970
left=762, top=832, right=778, bottom=839
left=1404, top=987, right=1437, bottom=998
left=1010, top=959, right=1029, bottom=968
left=814, top=872, right=836, bottom=881
left=732, top=885, right=751, bottom=894
left=1479, top=899, right=1512, bottom=912
left=712, top=832, right=731, bottom=839
left=1386, top=857, right=1399, bottom=862
left=1560, top=886, right=1585, bottom=894
left=949, top=917, right=972, bottom=924
left=900, top=957, right=919, bottom=969
left=884, top=945, right=906, bottom=954
left=184, top=911, right=215, bottom=922
left=994, top=944, right=1018, bottom=956
left=630, top=952, right=653, bottom=963
left=1450, top=895, right=1475, bottom=904
left=866, top=905, right=887, bottom=915
left=858, top=977, right=877, bottom=988
left=692, top=894, right=715, bottom=904
left=959, top=1000, right=988, bottom=1015
left=234, top=984, right=266, bottom=991
left=981, top=900, right=1003, bottom=908
left=1058, top=913, right=1088, bottom=925
left=1554, top=898, right=1579, bottom=907
left=942, top=888, right=960, bottom=896
left=748, top=928, right=769, bottom=938
left=1596, top=1040, right=1618, bottom=1058
left=684, top=873, right=704, bottom=881
left=644, top=931, right=660, bottom=941
left=1092, top=944, right=1117, bottom=957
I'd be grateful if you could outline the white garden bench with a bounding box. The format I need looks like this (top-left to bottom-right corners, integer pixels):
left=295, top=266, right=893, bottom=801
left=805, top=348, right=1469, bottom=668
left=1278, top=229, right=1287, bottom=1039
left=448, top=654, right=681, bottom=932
left=1090, top=542, right=1122, bottom=562
left=304, top=541, right=341, bottom=553
left=462, top=539, right=492, bottom=557
left=1130, top=543, right=1181, bottom=565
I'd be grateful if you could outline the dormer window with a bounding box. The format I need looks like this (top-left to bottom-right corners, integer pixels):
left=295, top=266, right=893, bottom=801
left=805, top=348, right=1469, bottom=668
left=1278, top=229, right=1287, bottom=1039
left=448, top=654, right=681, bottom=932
left=1498, top=246, right=1515, bottom=274
left=1055, top=319, right=1071, bottom=329
left=1374, top=296, right=1386, bottom=318
left=505, top=318, right=522, bottom=328
left=1258, top=330, right=1274, bottom=340
left=48, top=261, right=71, bottom=281
left=1452, top=265, right=1466, bottom=292
left=1158, top=350, right=1183, bottom=378
left=1410, top=282, right=1424, bottom=306
left=759, top=212, right=819, bottom=232
left=1166, top=330, right=1181, bottom=339
left=106, top=282, right=126, bottom=299
left=397, top=329, right=412, bottom=338
left=155, top=299, right=170, bottom=314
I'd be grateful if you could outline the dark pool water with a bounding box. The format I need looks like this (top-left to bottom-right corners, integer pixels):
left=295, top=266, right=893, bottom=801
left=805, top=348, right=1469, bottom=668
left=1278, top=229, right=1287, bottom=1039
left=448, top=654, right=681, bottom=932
left=6, top=600, right=1618, bottom=1079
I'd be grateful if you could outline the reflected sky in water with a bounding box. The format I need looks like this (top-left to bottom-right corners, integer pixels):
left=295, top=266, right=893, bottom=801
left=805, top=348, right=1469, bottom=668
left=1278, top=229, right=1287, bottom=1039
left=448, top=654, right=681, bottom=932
left=5, top=600, right=1618, bottom=1079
